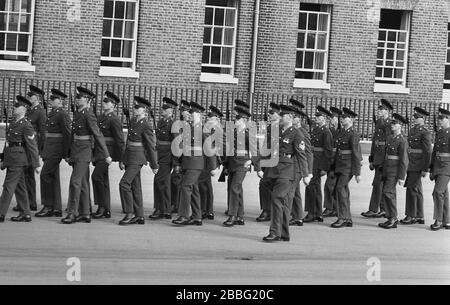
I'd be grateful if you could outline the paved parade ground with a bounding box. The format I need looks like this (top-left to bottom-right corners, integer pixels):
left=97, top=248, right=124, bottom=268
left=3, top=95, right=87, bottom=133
left=0, top=155, right=449, bottom=285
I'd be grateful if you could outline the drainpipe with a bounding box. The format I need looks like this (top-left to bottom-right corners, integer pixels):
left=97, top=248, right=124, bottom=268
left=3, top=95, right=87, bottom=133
left=249, top=0, right=261, bottom=112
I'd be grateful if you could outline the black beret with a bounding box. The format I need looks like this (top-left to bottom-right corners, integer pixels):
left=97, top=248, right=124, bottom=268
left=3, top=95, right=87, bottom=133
left=103, top=91, right=120, bottom=104
left=279, top=104, right=296, bottom=116
left=50, top=88, right=68, bottom=100
left=392, top=113, right=408, bottom=125
left=189, top=101, right=205, bottom=113
left=180, top=100, right=190, bottom=111
left=208, top=105, right=223, bottom=118
left=15, top=95, right=32, bottom=108
left=379, top=99, right=393, bottom=111
left=162, top=97, right=178, bottom=109
left=342, top=107, right=358, bottom=118
left=234, top=106, right=251, bottom=118
left=294, top=108, right=308, bottom=118
left=234, top=99, right=249, bottom=110
left=329, top=106, right=343, bottom=116
left=134, top=96, right=151, bottom=108
left=413, top=107, right=429, bottom=117
left=77, top=87, right=96, bottom=99
left=269, top=103, right=281, bottom=112
left=289, top=98, right=305, bottom=109
left=316, top=105, right=332, bottom=117
left=438, top=108, right=450, bottom=117
left=28, top=85, right=45, bottom=97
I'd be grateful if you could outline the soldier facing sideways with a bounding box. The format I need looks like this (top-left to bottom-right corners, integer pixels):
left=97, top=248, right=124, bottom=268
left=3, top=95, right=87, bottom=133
left=36, top=89, right=71, bottom=218
left=91, top=91, right=126, bottom=219
left=401, top=107, right=432, bottom=225
left=0, top=96, right=41, bottom=223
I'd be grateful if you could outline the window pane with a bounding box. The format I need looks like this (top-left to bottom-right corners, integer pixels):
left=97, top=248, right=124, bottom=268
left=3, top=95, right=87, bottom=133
left=124, top=21, right=134, bottom=39
left=22, top=0, right=31, bottom=13
left=0, top=0, right=7, bottom=11
left=6, top=33, right=17, bottom=51
left=387, top=42, right=395, bottom=49
left=224, top=28, right=234, bottom=45
left=0, top=33, right=5, bottom=50
left=101, top=39, right=111, bottom=56
left=221, top=47, right=232, bottom=65
left=304, top=51, right=314, bottom=69
left=122, top=40, right=132, bottom=58
left=386, top=50, right=394, bottom=60
left=298, top=13, right=307, bottom=30
left=213, top=27, right=223, bottom=45
left=376, top=60, right=383, bottom=66
left=314, top=52, right=325, bottom=70
left=17, top=33, right=27, bottom=51
left=447, top=50, right=450, bottom=63
left=202, top=46, right=210, bottom=64
left=211, top=47, right=221, bottom=64
left=308, top=13, right=317, bottom=30
left=397, top=43, right=405, bottom=49
left=214, top=8, right=224, bottom=25
left=384, top=68, right=393, bottom=78
left=0, top=13, right=7, bottom=31
left=446, top=66, right=450, bottom=80
left=225, top=9, right=235, bottom=26
left=19, top=14, right=30, bottom=32
left=396, top=60, right=404, bottom=67
left=317, top=33, right=326, bottom=50
left=126, top=2, right=136, bottom=19
left=104, top=0, right=114, bottom=18
left=111, top=40, right=121, bottom=57
left=318, top=14, right=328, bottom=31
left=113, top=20, right=123, bottom=38
left=375, top=67, right=383, bottom=77
left=398, top=32, right=406, bottom=42
left=385, top=60, right=393, bottom=67
left=394, top=69, right=403, bottom=79
left=378, top=31, right=386, bottom=41
left=205, top=7, right=213, bottom=25
left=377, top=42, right=385, bottom=48
left=203, top=27, right=212, bottom=44
left=11, top=0, right=20, bottom=12
left=377, top=49, right=384, bottom=60
left=306, top=33, right=315, bottom=49
left=448, top=32, right=450, bottom=47
left=296, top=51, right=303, bottom=68
left=9, top=13, right=19, bottom=31
left=103, top=19, right=112, bottom=37
left=387, top=31, right=396, bottom=41
left=396, top=50, right=404, bottom=61
left=297, top=32, right=305, bottom=48
left=115, top=1, right=125, bottom=19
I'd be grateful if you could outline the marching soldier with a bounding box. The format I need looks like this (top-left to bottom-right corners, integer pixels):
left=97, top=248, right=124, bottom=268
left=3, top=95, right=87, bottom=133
left=200, top=105, right=223, bottom=220
left=0, top=96, right=41, bottom=223
left=429, top=108, right=450, bottom=231
left=61, top=87, right=111, bottom=224
left=323, top=107, right=342, bottom=218
left=362, top=99, right=393, bottom=218
left=222, top=106, right=256, bottom=227
left=119, top=96, right=159, bottom=225
left=330, top=107, right=362, bottom=228
left=172, top=102, right=218, bottom=226
left=150, top=97, right=178, bottom=220
left=304, top=106, right=333, bottom=223
left=91, top=91, right=125, bottom=219
left=36, top=89, right=71, bottom=218
left=256, top=102, right=281, bottom=222
left=401, top=107, right=432, bottom=225
left=378, top=113, right=408, bottom=229
left=171, top=100, right=191, bottom=214
left=256, top=105, right=310, bottom=242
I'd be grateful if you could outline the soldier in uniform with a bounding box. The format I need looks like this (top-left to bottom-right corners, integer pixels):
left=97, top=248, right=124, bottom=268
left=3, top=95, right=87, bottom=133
left=256, top=102, right=281, bottom=222
left=91, top=91, right=125, bottom=219
left=323, top=107, right=342, bottom=218
left=378, top=113, right=408, bottom=229
left=303, top=106, right=333, bottom=223
left=256, top=105, right=310, bottom=242
left=362, top=99, right=393, bottom=218
left=150, top=97, right=178, bottom=220
left=330, top=107, right=362, bottom=228
left=170, top=100, right=191, bottom=214
left=119, top=96, right=159, bottom=225
left=401, top=107, right=432, bottom=225
left=429, top=108, right=450, bottom=231
left=172, top=102, right=218, bottom=226
left=0, top=96, right=41, bottom=223
left=61, top=87, right=111, bottom=224
left=36, top=89, right=71, bottom=218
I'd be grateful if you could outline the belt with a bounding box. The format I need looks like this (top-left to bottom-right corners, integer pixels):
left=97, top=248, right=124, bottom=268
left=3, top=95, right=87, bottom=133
left=46, top=133, right=63, bottom=138
left=192, top=146, right=203, bottom=152
left=408, top=148, right=423, bottom=154
left=74, top=135, right=91, bottom=141
left=436, top=152, right=450, bottom=157
left=128, top=141, right=143, bottom=147
left=375, top=141, right=386, bottom=146
left=281, top=153, right=292, bottom=158
left=312, top=147, right=324, bottom=152
left=387, top=155, right=400, bottom=160
left=104, top=137, right=114, bottom=142
left=8, top=142, right=24, bottom=147
left=339, top=150, right=352, bottom=155
left=157, top=140, right=172, bottom=145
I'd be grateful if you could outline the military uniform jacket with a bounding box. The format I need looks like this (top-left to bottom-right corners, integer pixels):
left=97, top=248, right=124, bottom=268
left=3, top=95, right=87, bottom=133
left=2, top=117, right=40, bottom=168
left=310, top=125, right=333, bottom=171
left=156, top=117, right=174, bottom=164
left=333, top=127, right=362, bottom=176
left=382, top=134, right=408, bottom=180
left=42, top=107, right=71, bottom=160
left=294, top=125, right=313, bottom=175
left=173, top=122, right=217, bottom=171
left=369, top=118, right=392, bottom=166
left=122, top=117, right=158, bottom=168
left=27, top=104, right=47, bottom=154
left=256, top=126, right=309, bottom=180
left=223, top=127, right=257, bottom=173
left=70, top=108, right=109, bottom=162
left=407, top=125, right=432, bottom=172
left=261, top=122, right=279, bottom=174
left=430, top=127, right=450, bottom=177
left=329, top=126, right=341, bottom=170
left=94, top=112, right=125, bottom=162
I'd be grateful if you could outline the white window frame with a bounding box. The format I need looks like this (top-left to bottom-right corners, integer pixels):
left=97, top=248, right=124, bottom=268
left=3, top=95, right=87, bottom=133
left=99, top=0, right=139, bottom=78
left=443, top=22, right=450, bottom=103
left=374, top=10, right=411, bottom=94
left=0, top=0, right=36, bottom=71
left=293, top=4, right=331, bottom=90
left=200, top=0, right=239, bottom=84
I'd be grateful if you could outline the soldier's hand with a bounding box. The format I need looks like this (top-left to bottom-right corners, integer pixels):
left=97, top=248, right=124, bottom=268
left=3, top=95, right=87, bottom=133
left=369, top=163, right=374, bottom=171
left=210, top=169, right=218, bottom=176
left=303, top=176, right=311, bottom=186
left=355, top=176, right=361, bottom=184
left=421, top=171, right=428, bottom=178
left=152, top=168, right=159, bottom=175
left=105, top=157, right=112, bottom=165
left=119, top=162, right=125, bottom=171
left=398, top=179, right=404, bottom=186
left=35, top=167, right=42, bottom=175
left=0, top=162, right=5, bottom=171
left=244, top=160, right=252, bottom=169
left=320, top=170, right=327, bottom=176
left=257, top=171, right=264, bottom=179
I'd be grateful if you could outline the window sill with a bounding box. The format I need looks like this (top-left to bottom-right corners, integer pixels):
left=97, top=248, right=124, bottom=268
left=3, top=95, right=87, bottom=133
left=199, top=73, right=239, bottom=84
left=99, top=67, right=139, bottom=78
left=442, top=89, right=450, bottom=104
left=0, top=60, right=35, bottom=72
left=374, top=83, right=410, bottom=94
left=293, top=79, right=331, bottom=90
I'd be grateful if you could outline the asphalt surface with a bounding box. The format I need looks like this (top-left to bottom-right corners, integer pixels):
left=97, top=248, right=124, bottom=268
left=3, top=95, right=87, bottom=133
left=0, top=155, right=449, bottom=285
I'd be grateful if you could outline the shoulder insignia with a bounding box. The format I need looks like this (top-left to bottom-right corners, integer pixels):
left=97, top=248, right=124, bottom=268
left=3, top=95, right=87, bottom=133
left=27, top=134, right=35, bottom=140
left=299, top=141, right=305, bottom=151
